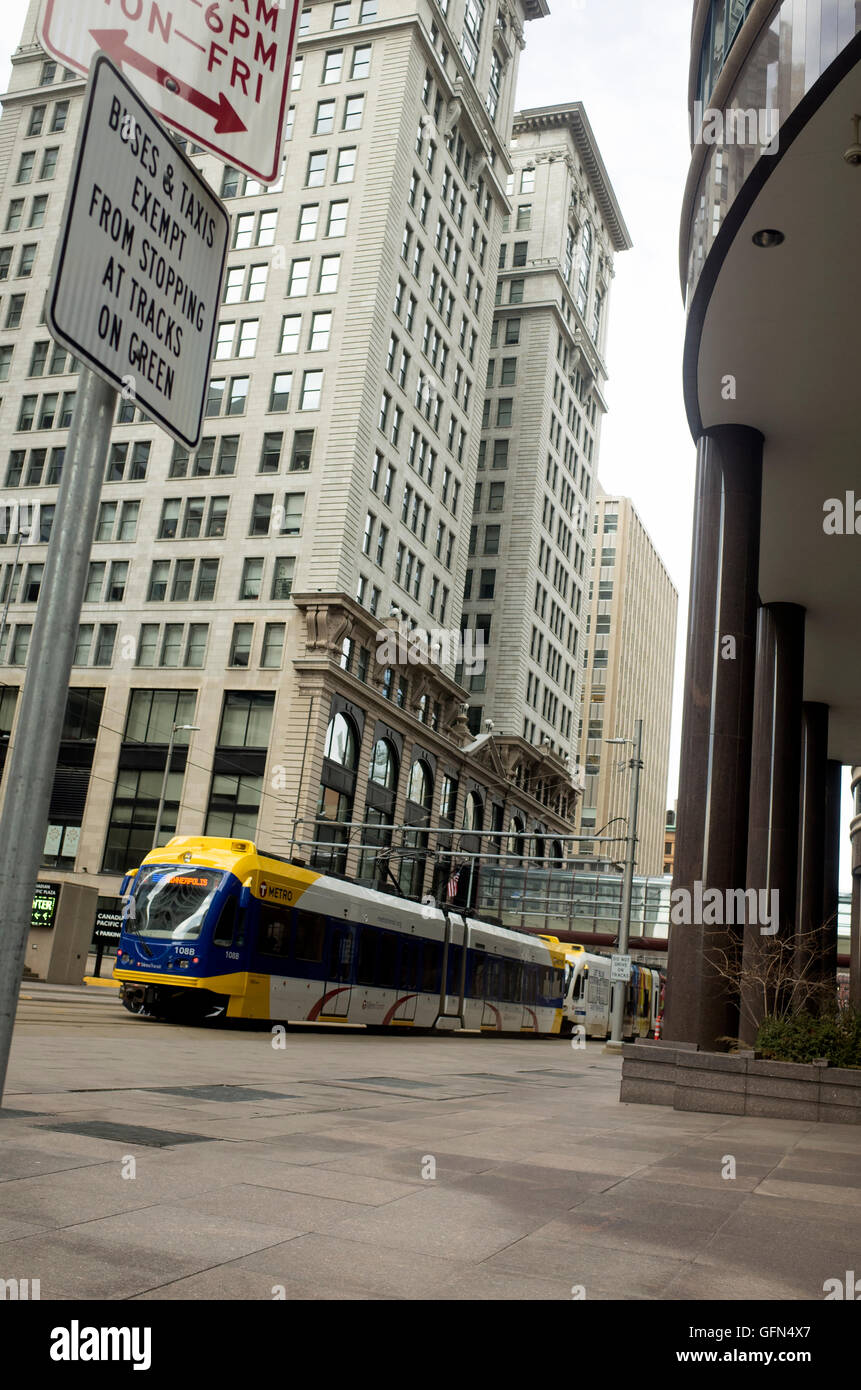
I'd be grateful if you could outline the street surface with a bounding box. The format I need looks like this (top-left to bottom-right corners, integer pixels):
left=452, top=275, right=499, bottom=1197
left=1, top=983, right=860, bottom=1300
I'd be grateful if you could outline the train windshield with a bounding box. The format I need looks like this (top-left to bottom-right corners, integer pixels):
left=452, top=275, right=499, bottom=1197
left=128, top=865, right=225, bottom=941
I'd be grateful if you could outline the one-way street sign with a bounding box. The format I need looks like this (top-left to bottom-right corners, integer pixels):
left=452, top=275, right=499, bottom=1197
left=47, top=53, right=229, bottom=447
left=40, top=0, right=300, bottom=182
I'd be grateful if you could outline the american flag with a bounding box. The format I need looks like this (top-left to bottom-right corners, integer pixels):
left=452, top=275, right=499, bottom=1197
left=446, top=864, right=463, bottom=899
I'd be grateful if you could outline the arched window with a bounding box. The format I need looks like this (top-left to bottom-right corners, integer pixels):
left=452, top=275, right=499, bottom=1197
left=369, top=737, right=397, bottom=789
left=550, top=839, right=564, bottom=865
left=406, top=758, right=433, bottom=810
left=315, top=711, right=360, bottom=874
left=507, top=814, right=525, bottom=857
left=400, top=759, right=433, bottom=898
left=323, top=712, right=357, bottom=770
left=462, top=790, right=483, bottom=831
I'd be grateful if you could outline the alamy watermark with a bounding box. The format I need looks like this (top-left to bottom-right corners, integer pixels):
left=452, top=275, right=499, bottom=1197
left=0, top=499, right=41, bottom=544
left=670, top=881, right=779, bottom=936
left=375, top=620, right=485, bottom=676
left=691, top=102, right=780, bottom=154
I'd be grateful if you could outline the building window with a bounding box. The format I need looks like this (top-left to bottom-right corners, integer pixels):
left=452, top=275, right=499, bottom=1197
left=281, top=493, right=305, bottom=536
left=230, top=622, right=254, bottom=667
left=351, top=44, right=371, bottom=78
left=306, top=150, right=327, bottom=187
left=261, top=623, right=286, bottom=668
left=322, top=50, right=343, bottom=83
left=290, top=430, right=314, bottom=471
left=270, top=371, right=293, bottom=412
left=309, top=311, right=332, bottom=351
left=240, top=557, right=264, bottom=599
left=314, top=100, right=335, bottom=135
left=300, top=369, right=323, bottom=409
left=318, top=255, right=340, bottom=292
left=335, top=147, right=356, bottom=182
left=272, top=556, right=295, bottom=599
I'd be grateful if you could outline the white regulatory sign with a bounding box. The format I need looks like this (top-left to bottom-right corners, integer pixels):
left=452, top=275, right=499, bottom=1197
left=40, top=0, right=299, bottom=182
left=610, top=954, right=632, bottom=983
left=47, top=54, right=229, bottom=448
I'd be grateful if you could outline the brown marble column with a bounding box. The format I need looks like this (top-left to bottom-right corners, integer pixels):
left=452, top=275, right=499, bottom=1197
left=821, top=759, right=842, bottom=1001
left=663, top=425, right=762, bottom=1049
left=739, top=603, right=805, bottom=1045
left=793, top=704, right=830, bottom=1005
left=850, top=767, right=861, bottom=1010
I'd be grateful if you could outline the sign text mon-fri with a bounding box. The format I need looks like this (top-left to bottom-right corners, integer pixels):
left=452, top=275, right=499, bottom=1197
left=40, top=0, right=299, bottom=182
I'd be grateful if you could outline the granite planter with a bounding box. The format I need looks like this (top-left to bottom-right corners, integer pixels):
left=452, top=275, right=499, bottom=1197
left=619, top=1040, right=860, bottom=1123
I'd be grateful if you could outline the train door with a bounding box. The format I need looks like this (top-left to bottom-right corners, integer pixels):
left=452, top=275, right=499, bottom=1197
left=394, top=937, right=419, bottom=1021
left=567, top=958, right=587, bottom=1032
left=622, top=964, right=638, bottom=1038
left=481, top=956, right=501, bottom=1029
left=585, top=957, right=611, bottom=1036
left=321, top=923, right=353, bottom=1017
left=638, top=970, right=651, bottom=1037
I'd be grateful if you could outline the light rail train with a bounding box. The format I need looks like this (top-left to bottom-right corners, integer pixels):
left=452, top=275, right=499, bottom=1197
left=114, top=836, right=569, bottom=1033
left=562, top=950, right=664, bottom=1039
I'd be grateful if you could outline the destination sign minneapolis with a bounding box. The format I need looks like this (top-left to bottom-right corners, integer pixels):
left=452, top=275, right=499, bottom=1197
left=48, top=56, right=229, bottom=447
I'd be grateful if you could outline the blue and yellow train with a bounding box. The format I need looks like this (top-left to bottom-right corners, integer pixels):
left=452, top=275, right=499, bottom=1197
left=114, top=836, right=567, bottom=1033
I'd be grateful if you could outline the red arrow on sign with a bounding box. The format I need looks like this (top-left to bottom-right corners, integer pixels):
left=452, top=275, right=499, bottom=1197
left=90, top=28, right=247, bottom=135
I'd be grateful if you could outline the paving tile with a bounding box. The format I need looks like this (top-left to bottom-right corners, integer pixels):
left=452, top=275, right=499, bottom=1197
left=319, top=1185, right=547, bottom=1260
left=214, top=1163, right=420, bottom=1206
left=0, top=1145, right=109, bottom=1181
left=752, top=1177, right=861, bottom=1207
left=0, top=1206, right=302, bottom=1299
left=319, top=1148, right=496, bottom=1185
left=133, top=1268, right=379, bottom=1300
left=659, top=1262, right=810, bottom=1301
left=0, top=1158, right=237, bottom=1228
left=174, top=1182, right=380, bottom=1233
left=233, top=1232, right=465, bottom=1298
left=690, top=1230, right=859, bottom=1296
left=483, top=1232, right=688, bottom=1298
left=244, top=1133, right=396, bottom=1165
left=439, top=1267, right=578, bottom=1301
left=535, top=1193, right=736, bottom=1261
left=0, top=1213, right=56, bottom=1242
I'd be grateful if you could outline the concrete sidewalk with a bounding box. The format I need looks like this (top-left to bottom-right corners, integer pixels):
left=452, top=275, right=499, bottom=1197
left=0, top=983, right=859, bottom=1300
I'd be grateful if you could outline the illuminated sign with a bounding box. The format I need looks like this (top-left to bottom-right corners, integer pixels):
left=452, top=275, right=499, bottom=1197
left=31, top=882, right=60, bottom=930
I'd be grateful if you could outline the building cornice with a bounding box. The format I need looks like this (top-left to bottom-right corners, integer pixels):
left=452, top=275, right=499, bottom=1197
left=513, top=102, right=632, bottom=252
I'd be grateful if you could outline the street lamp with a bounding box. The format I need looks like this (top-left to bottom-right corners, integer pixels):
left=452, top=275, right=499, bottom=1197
left=152, top=723, right=199, bottom=849
left=603, top=718, right=643, bottom=1052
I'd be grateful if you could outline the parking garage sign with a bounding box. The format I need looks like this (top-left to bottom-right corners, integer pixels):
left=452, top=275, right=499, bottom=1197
left=47, top=54, right=229, bottom=447
left=40, top=0, right=299, bottom=182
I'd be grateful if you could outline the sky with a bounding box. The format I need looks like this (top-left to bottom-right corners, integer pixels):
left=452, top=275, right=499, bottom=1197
left=0, top=0, right=855, bottom=885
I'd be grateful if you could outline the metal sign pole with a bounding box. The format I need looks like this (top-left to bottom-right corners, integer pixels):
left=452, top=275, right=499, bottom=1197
left=0, top=366, right=116, bottom=1105
left=607, top=719, right=644, bottom=1050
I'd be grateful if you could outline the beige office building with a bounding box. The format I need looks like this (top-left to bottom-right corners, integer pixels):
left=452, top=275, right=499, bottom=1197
left=460, top=102, right=631, bottom=782
left=576, top=486, right=677, bottom=877
left=0, top=0, right=592, bottom=922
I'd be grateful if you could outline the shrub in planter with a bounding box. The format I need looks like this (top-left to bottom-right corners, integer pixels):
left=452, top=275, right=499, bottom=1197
left=756, top=1009, right=861, bottom=1067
